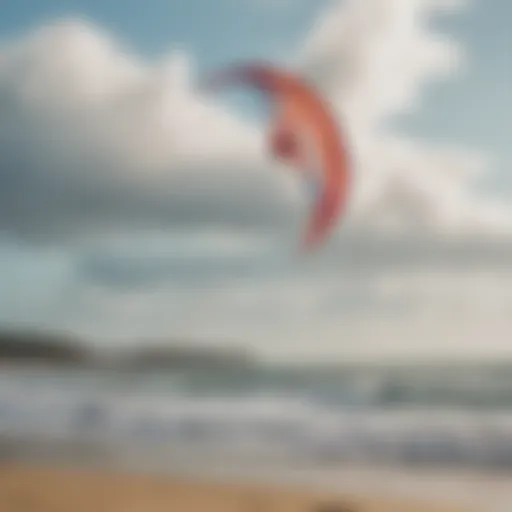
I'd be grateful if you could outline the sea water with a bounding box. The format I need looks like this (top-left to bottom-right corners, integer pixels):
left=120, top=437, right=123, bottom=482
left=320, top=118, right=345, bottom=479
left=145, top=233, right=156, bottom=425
left=2, top=363, right=512, bottom=471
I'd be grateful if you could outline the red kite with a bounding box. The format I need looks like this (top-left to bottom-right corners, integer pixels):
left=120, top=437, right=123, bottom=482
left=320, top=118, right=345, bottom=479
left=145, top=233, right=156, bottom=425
left=201, top=62, right=351, bottom=251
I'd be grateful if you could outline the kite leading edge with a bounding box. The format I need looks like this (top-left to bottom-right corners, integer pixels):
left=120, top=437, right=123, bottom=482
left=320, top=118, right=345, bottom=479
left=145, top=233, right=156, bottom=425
left=200, top=62, right=352, bottom=252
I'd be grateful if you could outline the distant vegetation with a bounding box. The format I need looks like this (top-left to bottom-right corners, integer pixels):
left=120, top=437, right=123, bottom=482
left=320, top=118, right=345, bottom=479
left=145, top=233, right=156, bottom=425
left=119, top=342, right=254, bottom=370
left=0, top=330, right=92, bottom=366
left=0, top=330, right=254, bottom=370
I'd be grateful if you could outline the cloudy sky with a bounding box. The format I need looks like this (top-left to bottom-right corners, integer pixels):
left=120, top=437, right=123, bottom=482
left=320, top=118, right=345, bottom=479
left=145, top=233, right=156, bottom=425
left=0, top=0, right=511, bottom=361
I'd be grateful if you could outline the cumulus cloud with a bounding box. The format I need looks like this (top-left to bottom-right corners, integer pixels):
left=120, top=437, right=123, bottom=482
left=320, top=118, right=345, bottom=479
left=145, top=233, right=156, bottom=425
left=1, top=1, right=511, bottom=359
left=298, top=0, right=512, bottom=238
left=0, top=5, right=509, bottom=247
left=68, top=0, right=512, bottom=294
left=301, top=0, right=464, bottom=123
left=0, top=18, right=299, bottom=243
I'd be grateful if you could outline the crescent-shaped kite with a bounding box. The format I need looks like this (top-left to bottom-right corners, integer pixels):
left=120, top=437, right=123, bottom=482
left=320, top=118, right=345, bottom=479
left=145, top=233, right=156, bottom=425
left=201, top=62, right=351, bottom=251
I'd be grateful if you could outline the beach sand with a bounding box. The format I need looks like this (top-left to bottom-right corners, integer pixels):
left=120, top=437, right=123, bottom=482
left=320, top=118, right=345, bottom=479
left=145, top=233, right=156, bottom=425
left=0, top=464, right=470, bottom=512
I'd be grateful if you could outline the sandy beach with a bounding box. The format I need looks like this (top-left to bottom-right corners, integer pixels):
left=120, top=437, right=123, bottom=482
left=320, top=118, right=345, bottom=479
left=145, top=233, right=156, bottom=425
left=0, top=463, right=471, bottom=512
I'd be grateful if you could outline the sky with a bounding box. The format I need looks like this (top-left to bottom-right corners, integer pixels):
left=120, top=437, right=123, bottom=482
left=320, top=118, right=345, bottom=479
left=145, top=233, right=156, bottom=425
left=0, top=0, right=511, bottom=362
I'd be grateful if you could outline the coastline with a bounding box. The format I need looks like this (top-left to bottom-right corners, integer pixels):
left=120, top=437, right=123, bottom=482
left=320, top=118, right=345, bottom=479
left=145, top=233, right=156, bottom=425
left=0, top=463, right=471, bottom=512
left=2, top=364, right=512, bottom=511
left=0, top=436, right=509, bottom=512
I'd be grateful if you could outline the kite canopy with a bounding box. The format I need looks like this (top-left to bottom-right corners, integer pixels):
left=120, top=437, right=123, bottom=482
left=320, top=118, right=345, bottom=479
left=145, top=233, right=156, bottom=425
left=201, top=62, right=351, bottom=251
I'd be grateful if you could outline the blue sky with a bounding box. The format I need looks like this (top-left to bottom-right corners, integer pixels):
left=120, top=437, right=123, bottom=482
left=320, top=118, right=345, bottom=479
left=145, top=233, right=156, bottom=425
left=397, top=0, right=512, bottom=196
left=0, top=0, right=323, bottom=64
left=0, top=0, right=511, bottom=360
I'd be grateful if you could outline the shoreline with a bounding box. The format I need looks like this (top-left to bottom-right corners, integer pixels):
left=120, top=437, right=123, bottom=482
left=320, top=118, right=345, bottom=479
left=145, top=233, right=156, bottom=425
left=1, top=436, right=511, bottom=510
left=0, top=462, right=471, bottom=512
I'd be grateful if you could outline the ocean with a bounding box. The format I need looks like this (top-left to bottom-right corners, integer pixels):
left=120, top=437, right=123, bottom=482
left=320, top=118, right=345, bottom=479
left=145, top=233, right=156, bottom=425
left=2, top=362, right=512, bottom=473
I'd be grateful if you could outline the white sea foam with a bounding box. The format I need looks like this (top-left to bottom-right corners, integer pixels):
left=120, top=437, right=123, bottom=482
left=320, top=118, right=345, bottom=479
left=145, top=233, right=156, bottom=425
left=2, top=370, right=512, bottom=471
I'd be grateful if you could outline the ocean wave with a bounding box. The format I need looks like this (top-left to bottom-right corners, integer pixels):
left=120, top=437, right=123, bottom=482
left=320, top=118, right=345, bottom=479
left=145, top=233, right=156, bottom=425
left=2, top=378, right=512, bottom=470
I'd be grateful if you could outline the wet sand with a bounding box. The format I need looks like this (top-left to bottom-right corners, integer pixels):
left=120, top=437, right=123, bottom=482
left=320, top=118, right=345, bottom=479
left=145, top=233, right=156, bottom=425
left=0, top=464, right=469, bottom=512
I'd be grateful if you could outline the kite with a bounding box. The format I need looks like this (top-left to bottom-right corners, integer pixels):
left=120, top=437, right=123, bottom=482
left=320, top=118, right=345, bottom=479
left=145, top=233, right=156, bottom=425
left=200, top=62, right=351, bottom=251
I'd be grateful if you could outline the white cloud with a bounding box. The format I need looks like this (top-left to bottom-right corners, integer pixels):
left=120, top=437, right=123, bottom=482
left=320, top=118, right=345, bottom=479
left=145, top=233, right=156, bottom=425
left=300, top=0, right=465, bottom=123
left=0, top=9, right=509, bottom=243
left=0, top=3, right=511, bottom=360
left=0, top=18, right=297, bottom=242
left=298, top=0, right=512, bottom=238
